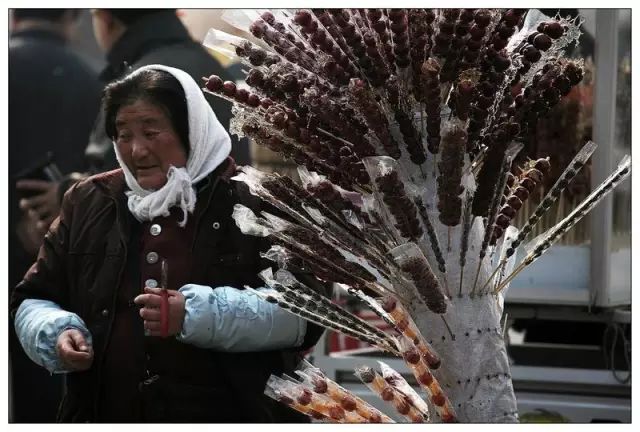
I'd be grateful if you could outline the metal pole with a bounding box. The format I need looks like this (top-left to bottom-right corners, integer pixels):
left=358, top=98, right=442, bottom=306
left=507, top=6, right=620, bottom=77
left=591, top=10, right=618, bottom=307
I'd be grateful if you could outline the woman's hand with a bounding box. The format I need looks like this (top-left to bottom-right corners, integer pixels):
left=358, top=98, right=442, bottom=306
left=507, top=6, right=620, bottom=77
left=134, top=287, right=186, bottom=337
left=56, top=328, right=94, bottom=371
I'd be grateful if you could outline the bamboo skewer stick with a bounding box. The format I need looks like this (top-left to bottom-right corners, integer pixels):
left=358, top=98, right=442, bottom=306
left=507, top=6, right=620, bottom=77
left=495, top=155, right=630, bottom=294
left=482, top=141, right=599, bottom=291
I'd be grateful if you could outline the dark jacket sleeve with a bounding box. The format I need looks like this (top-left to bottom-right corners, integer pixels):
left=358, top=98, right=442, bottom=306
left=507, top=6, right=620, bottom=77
left=10, top=182, right=78, bottom=318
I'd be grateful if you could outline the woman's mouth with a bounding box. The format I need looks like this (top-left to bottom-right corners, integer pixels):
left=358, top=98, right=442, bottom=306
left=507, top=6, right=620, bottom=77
left=136, top=165, right=158, bottom=172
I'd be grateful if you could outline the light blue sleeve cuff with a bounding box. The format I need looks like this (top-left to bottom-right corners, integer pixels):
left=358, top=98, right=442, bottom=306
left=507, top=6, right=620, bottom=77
left=14, top=299, right=92, bottom=374
left=176, top=284, right=307, bottom=352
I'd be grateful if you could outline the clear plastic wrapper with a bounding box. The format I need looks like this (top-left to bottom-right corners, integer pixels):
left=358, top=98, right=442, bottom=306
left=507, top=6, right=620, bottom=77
left=513, top=10, right=585, bottom=86
left=295, top=369, right=393, bottom=423
left=264, top=382, right=329, bottom=421
left=203, top=9, right=605, bottom=423
left=266, top=375, right=364, bottom=422
left=221, top=9, right=262, bottom=35
left=266, top=268, right=397, bottom=348
left=247, top=286, right=397, bottom=354
left=363, top=156, right=424, bottom=244
left=380, top=295, right=441, bottom=369
left=202, top=28, right=243, bottom=59
left=379, top=360, right=431, bottom=420
left=504, top=140, right=597, bottom=258
left=389, top=243, right=448, bottom=314
left=497, top=155, right=631, bottom=293
left=354, top=365, right=427, bottom=423
left=301, top=205, right=394, bottom=284
left=232, top=204, right=385, bottom=296
left=396, top=337, right=457, bottom=422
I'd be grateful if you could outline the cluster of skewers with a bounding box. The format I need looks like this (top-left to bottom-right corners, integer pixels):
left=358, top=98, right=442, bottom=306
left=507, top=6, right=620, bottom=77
left=201, top=8, right=631, bottom=422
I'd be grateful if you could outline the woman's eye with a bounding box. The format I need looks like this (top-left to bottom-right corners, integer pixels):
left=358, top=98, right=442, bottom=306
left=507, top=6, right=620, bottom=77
left=144, top=131, right=159, bottom=139
left=117, top=132, right=132, bottom=142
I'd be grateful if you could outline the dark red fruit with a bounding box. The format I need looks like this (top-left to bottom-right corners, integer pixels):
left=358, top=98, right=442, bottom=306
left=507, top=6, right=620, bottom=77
left=469, top=25, right=486, bottom=40
left=341, top=396, right=357, bottom=411
left=543, top=21, right=564, bottom=39
left=205, top=75, right=223, bottom=91
left=533, top=33, right=553, bottom=51
left=523, top=45, right=542, bottom=62
left=514, top=186, right=530, bottom=201
left=403, top=348, right=420, bottom=364
left=418, top=371, right=433, bottom=386
left=507, top=195, right=523, bottom=211
left=432, top=392, right=446, bottom=407
left=553, top=75, right=572, bottom=95
left=222, top=81, right=236, bottom=96
left=235, top=88, right=249, bottom=103
left=328, top=406, right=344, bottom=420
left=496, top=213, right=510, bottom=229
left=520, top=177, right=536, bottom=193
left=534, top=158, right=551, bottom=174
left=525, top=168, right=544, bottom=183
left=297, top=388, right=312, bottom=405
left=501, top=205, right=516, bottom=218
left=260, top=11, right=275, bottom=25
left=249, top=20, right=267, bottom=38
left=564, top=63, right=584, bottom=85
left=474, top=10, right=492, bottom=27
left=246, top=93, right=260, bottom=107
left=396, top=400, right=410, bottom=415
left=381, top=387, right=395, bottom=401
left=294, top=10, right=312, bottom=27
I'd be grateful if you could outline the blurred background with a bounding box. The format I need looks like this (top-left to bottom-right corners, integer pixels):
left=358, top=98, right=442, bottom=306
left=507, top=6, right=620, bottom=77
left=8, top=9, right=631, bottom=423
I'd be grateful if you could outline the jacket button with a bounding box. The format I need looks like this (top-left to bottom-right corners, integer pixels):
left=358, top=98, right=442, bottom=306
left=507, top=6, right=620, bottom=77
left=145, top=279, right=158, bottom=288
left=150, top=224, right=162, bottom=236
left=101, top=309, right=109, bottom=317
left=146, top=251, right=159, bottom=264
left=212, top=222, right=220, bottom=230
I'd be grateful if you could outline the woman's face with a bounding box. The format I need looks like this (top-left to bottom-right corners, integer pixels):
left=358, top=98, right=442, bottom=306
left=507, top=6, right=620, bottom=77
left=115, top=99, right=187, bottom=190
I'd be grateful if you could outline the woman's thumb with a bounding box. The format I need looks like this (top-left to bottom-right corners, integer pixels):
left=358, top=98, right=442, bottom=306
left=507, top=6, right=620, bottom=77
left=68, top=329, right=89, bottom=352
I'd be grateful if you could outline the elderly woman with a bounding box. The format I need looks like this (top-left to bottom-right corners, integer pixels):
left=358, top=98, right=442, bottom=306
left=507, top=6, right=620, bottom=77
left=11, top=65, right=327, bottom=423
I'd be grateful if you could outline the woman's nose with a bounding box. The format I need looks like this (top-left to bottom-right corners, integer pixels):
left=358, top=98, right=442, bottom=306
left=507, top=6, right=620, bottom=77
left=131, top=138, right=150, bottom=158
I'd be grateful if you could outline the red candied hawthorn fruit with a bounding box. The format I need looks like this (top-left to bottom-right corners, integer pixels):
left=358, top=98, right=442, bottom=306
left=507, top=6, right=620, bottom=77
left=380, top=387, right=395, bottom=401
left=328, top=405, right=345, bottom=420
left=234, top=88, right=249, bottom=103
left=431, top=392, right=447, bottom=407
left=205, top=75, right=223, bottom=92
left=246, top=93, right=261, bottom=107
left=293, top=10, right=312, bottom=27
left=369, top=412, right=382, bottom=423
left=340, top=396, right=357, bottom=411
left=297, top=388, right=312, bottom=405
left=403, top=348, right=421, bottom=364
left=312, top=377, right=328, bottom=393
left=543, top=21, right=564, bottom=39
left=222, top=81, right=236, bottom=97
left=249, top=20, right=267, bottom=38
left=418, top=371, right=434, bottom=386
left=441, top=412, right=457, bottom=423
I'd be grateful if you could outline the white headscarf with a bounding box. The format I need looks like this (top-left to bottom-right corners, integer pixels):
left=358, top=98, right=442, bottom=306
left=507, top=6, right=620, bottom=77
left=113, top=64, right=231, bottom=227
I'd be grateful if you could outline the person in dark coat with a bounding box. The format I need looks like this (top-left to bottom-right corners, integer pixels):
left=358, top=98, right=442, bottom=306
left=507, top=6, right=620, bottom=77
left=18, top=9, right=250, bottom=238
left=11, top=65, right=328, bottom=423
left=9, top=9, right=102, bottom=422
left=86, top=8, right=248, bottom=171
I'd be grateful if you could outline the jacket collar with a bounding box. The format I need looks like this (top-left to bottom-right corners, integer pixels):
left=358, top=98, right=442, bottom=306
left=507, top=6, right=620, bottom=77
left=101, top=11, right=192, bottom=81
